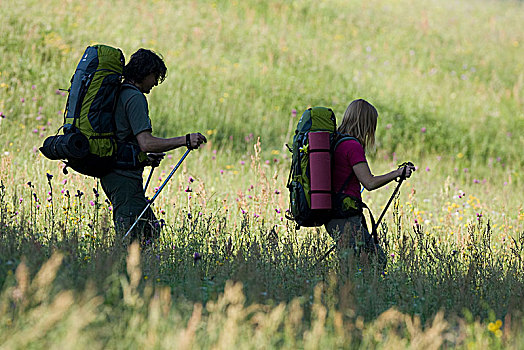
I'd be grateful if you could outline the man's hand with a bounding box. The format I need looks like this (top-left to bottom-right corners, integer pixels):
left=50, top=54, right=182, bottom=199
left=148, top=153, right=165, bottom=167
left=187, top=133, right=207, bottom=149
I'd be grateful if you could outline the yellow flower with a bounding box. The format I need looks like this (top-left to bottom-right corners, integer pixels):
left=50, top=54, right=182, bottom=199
left=457, top=152, right=464, bottom=159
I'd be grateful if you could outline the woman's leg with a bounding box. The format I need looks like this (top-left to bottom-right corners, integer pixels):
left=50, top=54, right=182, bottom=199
left=326, top=215, right=387, bottom=269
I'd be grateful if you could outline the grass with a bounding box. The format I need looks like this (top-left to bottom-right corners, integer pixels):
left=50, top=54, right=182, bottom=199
left=1, top=0, right=524, bottom=348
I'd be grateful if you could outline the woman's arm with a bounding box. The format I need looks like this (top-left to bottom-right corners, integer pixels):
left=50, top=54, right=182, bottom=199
left=353, top=162, right=415, bottom=191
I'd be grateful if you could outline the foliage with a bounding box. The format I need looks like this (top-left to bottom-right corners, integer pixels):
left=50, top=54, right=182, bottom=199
left=1, top=0, right=523, bottom=348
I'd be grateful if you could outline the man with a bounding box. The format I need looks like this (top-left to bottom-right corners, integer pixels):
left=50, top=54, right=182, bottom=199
left=101, top=48, right=207, bottom=243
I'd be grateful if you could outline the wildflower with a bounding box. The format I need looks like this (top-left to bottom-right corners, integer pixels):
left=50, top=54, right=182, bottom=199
left=188, top=213, right=192, bottom=219
left=89, top=201, right=95, bottom=206
left=92, top=188, right=99, bottom=197
left=185, top=186, right=192, bottom=192
left=274, top=190, right=280, bottom=194
left=20, top=98, right=25, bottom=103
left=75, top=190, right=84, bottom=198
left=46, top=173, right=53, bottom=181
left=193, top=252, right=201, bottom=261
left=27, top=181, right=33, bottom=188
left=275, top=208, right=281, bottom=214
left=421, top=127, right=427, bottom=133
left=188, top=176, right=194, bottom=183
left=488, top=320, right=503, bottom=338
left=0, top=112, right=4, bottom=118
left=292, top=109, right=297, bottom=117
left=386, top=123, right=392, bottom=129
left=473, top=179, right=480, bottom=184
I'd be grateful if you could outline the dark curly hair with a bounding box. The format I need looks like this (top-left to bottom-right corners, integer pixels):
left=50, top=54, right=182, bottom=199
left=124, top=48, right=167, bottom=84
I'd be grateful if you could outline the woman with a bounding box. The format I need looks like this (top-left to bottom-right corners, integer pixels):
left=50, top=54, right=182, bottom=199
left=326, top=99, right=415, bottom=267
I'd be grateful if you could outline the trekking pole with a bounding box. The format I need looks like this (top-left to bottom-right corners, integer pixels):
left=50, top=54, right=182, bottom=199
left=144, top=167, right=154, bottom=192
left=123, top=149, right=191, bottom=240
left=311, top=162, right=413, bottom=269
left=374, top=161, right=413, bottom=230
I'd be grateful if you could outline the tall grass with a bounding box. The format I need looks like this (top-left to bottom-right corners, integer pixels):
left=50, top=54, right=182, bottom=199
left=1, top=0, right=524, bottom=347
left=1, top=0, right=523, bottom=163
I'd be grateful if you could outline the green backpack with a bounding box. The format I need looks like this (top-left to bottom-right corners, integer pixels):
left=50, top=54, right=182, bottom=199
left=286, top=107, right=365, bottom=228
left=40, top=44, right=125, bottom=177
left=286, top=107, right=337, bottom=227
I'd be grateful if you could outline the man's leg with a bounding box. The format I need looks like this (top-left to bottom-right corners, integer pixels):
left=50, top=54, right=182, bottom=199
left=101, top=172, right=160, bottom=244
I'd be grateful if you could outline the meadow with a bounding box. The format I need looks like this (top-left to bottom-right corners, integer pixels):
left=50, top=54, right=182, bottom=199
left=1, top=0, right=523, bottom=348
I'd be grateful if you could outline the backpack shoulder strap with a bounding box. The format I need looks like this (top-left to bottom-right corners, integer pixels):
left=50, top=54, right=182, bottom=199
left=333, top=135, right=361, bottom=193
left=333, top=134, right=360, bottom=152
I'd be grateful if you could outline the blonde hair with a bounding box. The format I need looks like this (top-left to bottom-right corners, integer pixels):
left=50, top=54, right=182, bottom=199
left=338, top=99, right=378, bottom=151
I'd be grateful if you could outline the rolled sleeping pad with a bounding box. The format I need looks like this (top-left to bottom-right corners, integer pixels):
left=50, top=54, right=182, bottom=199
left=59, top=132, right=90, bottom=159
left=40, top=136, right=62, bottom=160
left=39, top=132, right=90, bottom=160
left=308, top=131, right=331, bottom=210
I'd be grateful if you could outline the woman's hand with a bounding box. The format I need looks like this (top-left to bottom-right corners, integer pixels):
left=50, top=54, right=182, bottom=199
left=397, top=164, right=416, bottom=179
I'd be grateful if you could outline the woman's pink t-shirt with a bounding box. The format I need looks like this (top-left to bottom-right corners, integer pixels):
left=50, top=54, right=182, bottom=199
left=332, top=139, right=367, bottom=200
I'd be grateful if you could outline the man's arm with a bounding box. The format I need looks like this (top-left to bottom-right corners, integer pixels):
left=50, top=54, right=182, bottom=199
left=136, top=131, right=207, bottom=153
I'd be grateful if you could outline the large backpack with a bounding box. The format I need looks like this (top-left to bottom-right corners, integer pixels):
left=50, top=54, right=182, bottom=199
left=286, top=107, right=372, bottom=230
left=40, top=44, right=125, bottom=177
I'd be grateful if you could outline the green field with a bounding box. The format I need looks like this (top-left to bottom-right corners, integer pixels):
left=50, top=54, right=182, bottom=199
left=1, top=0, right=523, bottom=348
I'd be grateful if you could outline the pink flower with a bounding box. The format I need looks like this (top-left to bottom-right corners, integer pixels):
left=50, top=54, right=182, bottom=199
left=421, top=127, right=427, bottom=133
left=292, top=109, right=297, bottom=117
